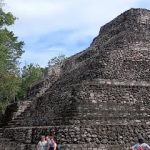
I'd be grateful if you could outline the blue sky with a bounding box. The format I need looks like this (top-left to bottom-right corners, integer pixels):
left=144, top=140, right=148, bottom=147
left=4, top=0, right=150, bottom=67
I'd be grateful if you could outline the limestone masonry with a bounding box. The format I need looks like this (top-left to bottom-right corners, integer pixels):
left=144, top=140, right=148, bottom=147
left=1, top=8, right=150, bottom=150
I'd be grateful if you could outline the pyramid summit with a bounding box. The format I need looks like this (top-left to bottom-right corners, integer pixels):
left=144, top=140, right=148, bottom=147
left=1, top=8, right=150, bottom=150
left=62, top=8, right=150, bottom=82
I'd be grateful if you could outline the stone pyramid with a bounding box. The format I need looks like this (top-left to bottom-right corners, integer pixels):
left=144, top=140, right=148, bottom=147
left=1, top=8, right=150, bottom=150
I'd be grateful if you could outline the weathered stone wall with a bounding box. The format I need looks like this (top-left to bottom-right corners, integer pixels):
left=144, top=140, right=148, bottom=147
left=48, top=63, right=62, bottom=77
left=17, top=79, right=150, bottom=127
left=92, top=8, right=150, bottom=46
left=61, top=8, right=150, bottom=82
left=27, top=74, right=59, bottom=98
left=3, top=79, right=149, bottom=147
left=2, top=125, right=150, bottom=146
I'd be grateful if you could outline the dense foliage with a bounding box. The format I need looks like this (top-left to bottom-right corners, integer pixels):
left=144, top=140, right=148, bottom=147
left=17, top=64, right=44, bottom=99
left=0, top=5, right=44, bottom=115
left=0, top=6, right=24, bottom=113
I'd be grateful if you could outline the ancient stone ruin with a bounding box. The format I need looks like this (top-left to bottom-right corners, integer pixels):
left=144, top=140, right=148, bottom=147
left=0, top=8, right=150, bottom=150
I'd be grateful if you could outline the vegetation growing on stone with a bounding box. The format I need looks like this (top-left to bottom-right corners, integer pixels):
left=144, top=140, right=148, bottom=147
left=48, top=54, right=66, bottom=66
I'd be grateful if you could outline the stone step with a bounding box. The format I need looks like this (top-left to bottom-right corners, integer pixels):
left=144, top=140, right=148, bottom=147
left=8, top=121, right=22, bottom=125
left=7, top=122, right=22, bottom=127
left=14, top=116, right=24, bottom=120
left=9, top=119, right=23, bottom=122
left=18, top=104, right=31, bottom=108
left=0, top=138, right=14, bottom=143
left=20, top=100, right=32, bottom=103
left=17, top=106, right=31, bottom=111
left=58, top=144, right=131, bottom=150
left=13, top=117, right=24, bottom=120
left=17, top=112, right=27, bottom=116
left=13, top=104, right=32, bottom=120
left=7, top=125, right=21, bottom=128
left=14, top=110, right=30, bottom=118
left=18, top=106, right=31, bottom=110
left=8, top=123, right=22, bottom=126
left=6, top=124, right=21, bottom=128
left=18, top=104, right=31, bottom=107
left=4, top=126, right=13, bottom=128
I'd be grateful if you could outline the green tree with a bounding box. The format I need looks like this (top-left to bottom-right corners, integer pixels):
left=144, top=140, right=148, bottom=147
left=48, top=54, right=66, bottom=66
left=0, top=5, right=24, bottom=113
left=17, top=64, right=43, bottom=99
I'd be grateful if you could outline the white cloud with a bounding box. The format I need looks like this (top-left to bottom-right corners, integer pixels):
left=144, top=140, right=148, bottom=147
left=5, top=0, right=141, bottom=37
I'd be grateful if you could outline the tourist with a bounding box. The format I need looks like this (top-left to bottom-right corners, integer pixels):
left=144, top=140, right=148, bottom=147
left=47, top=135, right=57, bottom=150
left=37, top=135, right=48, bottom=150
left=57, top=143, right=62, bottom=150
left=46, top=135, right=51, bottom=149
left=131, top=138, right=150, bottom=150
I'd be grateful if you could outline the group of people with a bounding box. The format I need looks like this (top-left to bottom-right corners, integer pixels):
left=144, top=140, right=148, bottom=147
left=37, top=135, right=150, bottom=150
left=131, top=138, right=150, bottom=150
left=37, top=135, right=60, bottom=150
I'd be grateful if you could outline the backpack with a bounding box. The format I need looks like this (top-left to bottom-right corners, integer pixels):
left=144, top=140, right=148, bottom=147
left=137, top=145, right=143, bottom=150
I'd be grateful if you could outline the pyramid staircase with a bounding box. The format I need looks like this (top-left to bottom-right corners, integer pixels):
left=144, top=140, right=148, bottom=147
left=6, top=100, right=32, bottom=127
left=3, top=75, right=60, bottom=129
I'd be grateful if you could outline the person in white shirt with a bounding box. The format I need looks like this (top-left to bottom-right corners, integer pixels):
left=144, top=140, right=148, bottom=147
left=37, top=135, right=48, bottom=150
